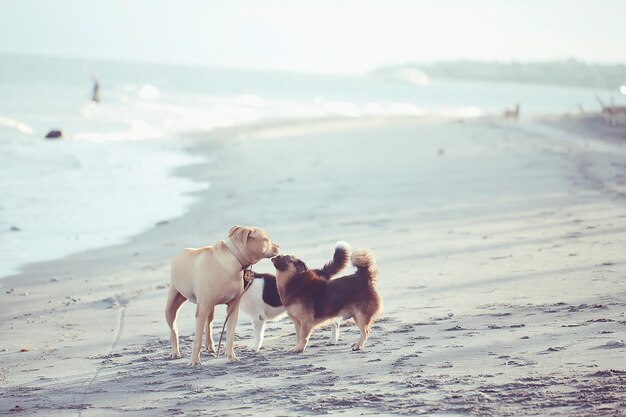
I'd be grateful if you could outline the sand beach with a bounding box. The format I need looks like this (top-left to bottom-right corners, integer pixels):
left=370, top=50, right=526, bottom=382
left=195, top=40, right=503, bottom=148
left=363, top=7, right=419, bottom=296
left=1, top=114, right=624, bottom=416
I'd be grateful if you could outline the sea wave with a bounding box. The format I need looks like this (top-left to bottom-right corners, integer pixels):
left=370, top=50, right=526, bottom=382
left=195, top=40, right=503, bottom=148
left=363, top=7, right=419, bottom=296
left=0, top=116, right=34, bottom=135
left=138, top=84, right=161, bottom=100
left=0, top=133, right=208, bottom=279
left=74, top=119, right=164, bottom=141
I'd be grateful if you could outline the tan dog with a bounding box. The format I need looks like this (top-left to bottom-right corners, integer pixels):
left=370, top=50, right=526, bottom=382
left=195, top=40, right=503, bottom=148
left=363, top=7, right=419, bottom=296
left=166, top=226, right=279, bottom=364
left=272, top=249, right=381, bottom=353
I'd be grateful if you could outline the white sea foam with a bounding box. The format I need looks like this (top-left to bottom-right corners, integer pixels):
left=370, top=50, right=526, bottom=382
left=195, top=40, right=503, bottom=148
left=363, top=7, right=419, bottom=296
left=0, top=81, right=214, bottom=279
left=0, top=131, right=207, bottom=279
left=138, top=84, right=161, bottom=100
left=74, top=119, right=164, bottom=141
left=0, top=116, right=34, bottom=135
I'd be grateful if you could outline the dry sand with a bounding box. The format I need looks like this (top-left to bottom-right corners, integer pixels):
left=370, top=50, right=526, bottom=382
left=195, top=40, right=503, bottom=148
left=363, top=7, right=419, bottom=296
left=0, top=116, right=625, bottom=416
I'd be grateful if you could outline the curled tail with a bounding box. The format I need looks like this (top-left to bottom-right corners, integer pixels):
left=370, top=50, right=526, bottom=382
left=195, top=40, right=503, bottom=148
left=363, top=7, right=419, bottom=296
left=315, top=241, right=351, bottom=279
left=352, top=249, right=377, bottom=283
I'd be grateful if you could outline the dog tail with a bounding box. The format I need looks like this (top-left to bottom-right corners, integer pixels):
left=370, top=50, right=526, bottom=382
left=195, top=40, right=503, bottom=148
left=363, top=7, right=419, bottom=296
left=315, top=241, right=351, bottom=279
left=352, top=249, right=377, bottom=283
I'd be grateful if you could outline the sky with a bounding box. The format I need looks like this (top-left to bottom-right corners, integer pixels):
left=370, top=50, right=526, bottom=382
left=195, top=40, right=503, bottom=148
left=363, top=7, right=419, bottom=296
left=1, top=0, right=625, bottom=73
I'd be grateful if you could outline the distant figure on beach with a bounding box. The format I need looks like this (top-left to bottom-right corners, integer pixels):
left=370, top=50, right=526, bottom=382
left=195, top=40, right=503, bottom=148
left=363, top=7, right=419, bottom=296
left=503, top=104, right=520, bottom=121
left=92, top=76, right=101, bottom=103
left=594, top=93, right=626, bottom=126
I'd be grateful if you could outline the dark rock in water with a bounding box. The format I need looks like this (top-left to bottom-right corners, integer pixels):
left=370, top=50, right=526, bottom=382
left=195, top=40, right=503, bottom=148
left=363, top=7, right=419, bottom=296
left=10, top=226, right=20, bottom=232
left=45, top=130, right=64, bottom=139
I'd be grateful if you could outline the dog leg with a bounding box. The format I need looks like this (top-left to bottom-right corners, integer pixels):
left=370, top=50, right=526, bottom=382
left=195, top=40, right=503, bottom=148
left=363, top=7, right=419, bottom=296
left=224, top=299, right=241, bottom=362
left=205, top=307, right=216, bottom=355
left=190, top=302, right=211, bottom=365
left=252, top=317, right=266, bottom=352
left=293, top=320, right=314, bottom=353
left=289, top=316, right=302, bottom=352
left=165, top=287, right=187, bottom=359
left=352, top=313, right=372, bottom=351
left=327, top=318, right=341, bottom=345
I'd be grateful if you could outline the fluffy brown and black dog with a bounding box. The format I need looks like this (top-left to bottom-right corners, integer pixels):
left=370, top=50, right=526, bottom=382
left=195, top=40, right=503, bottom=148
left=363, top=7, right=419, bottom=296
left=271, top=248, right=381, bottom=352
left=237, top=241, right=351, bottom=352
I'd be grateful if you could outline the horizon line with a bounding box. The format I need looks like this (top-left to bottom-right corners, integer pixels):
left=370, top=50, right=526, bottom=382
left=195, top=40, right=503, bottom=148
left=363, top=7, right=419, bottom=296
left=2, top=51, right=625, bottom=77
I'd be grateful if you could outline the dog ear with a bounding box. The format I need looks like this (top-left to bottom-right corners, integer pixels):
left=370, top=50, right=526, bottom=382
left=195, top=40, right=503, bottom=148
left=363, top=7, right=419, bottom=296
left=228, top=226, right=241, bottom=237
left=296, top=260, right=308, bottom=273
left=229, top=226, right=252, bottom=243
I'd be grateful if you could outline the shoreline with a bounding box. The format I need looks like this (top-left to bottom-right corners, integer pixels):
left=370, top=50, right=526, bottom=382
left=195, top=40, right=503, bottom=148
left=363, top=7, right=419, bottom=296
left=6, top=111, right=617, bottom=289
left=540, top=112, right=626, bottom=144
left=0, top=136, right=208, bottom=284
left=2, top=111, right=619, bottom=285
left=1, top=114, right=453, bottom=290
left=1, top=115, right=625, bottom=416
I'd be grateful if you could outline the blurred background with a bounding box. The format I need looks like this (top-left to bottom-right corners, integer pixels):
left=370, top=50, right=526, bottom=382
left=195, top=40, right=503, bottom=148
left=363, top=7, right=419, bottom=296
left=1, top=0, right=625, bottom=278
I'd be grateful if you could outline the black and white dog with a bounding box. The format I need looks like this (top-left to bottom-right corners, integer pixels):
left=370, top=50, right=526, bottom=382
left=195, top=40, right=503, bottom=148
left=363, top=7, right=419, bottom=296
left=239, top=242, right=350, bottom=351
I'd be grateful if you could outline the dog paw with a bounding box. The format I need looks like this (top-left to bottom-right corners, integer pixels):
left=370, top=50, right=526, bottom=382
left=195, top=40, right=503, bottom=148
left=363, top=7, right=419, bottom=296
left=290, top=347, right=304, bottom=353
left=205, top=345, right=216, bottom=355
left=226, top=354, right=240, bottom=362
left=188, top=357, right=202, bottom=365
left=169, top=351, right=182, bottom=359
left=351, top=343, right=364, bottom=351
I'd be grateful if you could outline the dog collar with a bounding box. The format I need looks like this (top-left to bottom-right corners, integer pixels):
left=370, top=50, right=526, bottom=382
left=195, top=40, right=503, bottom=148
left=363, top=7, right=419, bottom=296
left=225, top=238, right=251, bottom=269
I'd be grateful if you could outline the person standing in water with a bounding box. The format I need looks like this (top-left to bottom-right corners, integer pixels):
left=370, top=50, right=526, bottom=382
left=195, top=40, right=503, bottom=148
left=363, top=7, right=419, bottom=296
left=92, top=76, right=101, bottom=103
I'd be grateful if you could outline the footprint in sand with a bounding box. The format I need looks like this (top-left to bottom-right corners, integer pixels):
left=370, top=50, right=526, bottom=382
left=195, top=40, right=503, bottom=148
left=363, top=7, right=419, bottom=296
left=597, top=340, right=625, bottom=349
left=538, top=346, right=566, bottom=354
left=393, top=324, right=415, bottom=333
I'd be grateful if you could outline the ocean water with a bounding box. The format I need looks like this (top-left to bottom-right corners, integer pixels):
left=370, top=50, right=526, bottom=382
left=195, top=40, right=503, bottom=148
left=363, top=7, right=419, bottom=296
left=0, top=54, right=604, bottom=279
